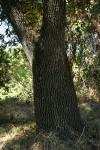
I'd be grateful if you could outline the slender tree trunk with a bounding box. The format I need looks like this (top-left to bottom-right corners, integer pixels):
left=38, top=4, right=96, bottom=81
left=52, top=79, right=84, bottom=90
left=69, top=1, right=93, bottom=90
left=33, top=0, right=84, bottom=138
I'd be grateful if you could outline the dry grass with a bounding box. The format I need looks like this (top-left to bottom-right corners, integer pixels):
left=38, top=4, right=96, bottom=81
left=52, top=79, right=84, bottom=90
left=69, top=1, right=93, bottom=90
left=0, top=98, right=100, bottom=150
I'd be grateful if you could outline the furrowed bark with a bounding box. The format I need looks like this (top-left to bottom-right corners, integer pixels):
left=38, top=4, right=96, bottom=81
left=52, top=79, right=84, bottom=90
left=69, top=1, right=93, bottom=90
left=33, top=0, right=84, bottom=139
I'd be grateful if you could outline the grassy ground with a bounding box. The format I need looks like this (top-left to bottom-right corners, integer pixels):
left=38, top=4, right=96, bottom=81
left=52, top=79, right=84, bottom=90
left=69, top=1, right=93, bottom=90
left=0, top=98, right=100, bottom=150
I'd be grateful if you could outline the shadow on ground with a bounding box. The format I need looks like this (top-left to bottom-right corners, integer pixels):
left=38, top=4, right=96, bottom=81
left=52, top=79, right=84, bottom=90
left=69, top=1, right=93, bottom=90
left=0, top=98, right=35, bottom=124
left=0, top=98, right=37, bottom=149
left=1, top=125, right=39, bottom=150
left=0, top=98, right=100, bottom=150
left=79, top=99, right=100, bottom=130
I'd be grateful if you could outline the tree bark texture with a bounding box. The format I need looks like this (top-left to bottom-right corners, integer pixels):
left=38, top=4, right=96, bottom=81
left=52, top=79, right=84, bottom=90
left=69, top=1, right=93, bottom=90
left=33, top=0, right=84, bottom=138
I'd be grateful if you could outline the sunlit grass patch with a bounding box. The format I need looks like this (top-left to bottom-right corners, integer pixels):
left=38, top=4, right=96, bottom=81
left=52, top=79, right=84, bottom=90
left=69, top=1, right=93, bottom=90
left=0, top=122, right=36, bottom=150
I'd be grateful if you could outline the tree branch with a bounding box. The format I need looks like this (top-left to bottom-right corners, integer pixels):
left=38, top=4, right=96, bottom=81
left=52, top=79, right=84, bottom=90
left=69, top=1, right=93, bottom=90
left=0, top=0, right=41, bottom=66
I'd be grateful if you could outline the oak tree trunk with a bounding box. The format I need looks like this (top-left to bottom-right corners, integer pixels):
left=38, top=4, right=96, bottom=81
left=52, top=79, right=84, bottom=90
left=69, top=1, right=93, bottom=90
left=33, top=0, right=84, bottom=138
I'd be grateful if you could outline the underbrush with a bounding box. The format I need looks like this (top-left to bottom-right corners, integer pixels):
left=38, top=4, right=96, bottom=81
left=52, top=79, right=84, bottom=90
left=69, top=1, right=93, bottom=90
left=0, top=45, right=33, bottom=101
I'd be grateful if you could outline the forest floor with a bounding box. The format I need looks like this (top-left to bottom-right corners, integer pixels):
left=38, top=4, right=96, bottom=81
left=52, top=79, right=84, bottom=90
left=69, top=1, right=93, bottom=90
left=0, top=97, right=100, bottom=150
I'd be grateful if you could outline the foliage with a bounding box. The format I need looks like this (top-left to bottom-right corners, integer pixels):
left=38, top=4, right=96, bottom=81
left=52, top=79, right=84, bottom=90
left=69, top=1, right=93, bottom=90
left=65, top=0, right=100, bottom=100
left=12, top=0, right=41, bottom=28
left=71, top=31, right=100, bottom=99
left=65, top=0, right=99, bottom=59
left=0, top=45, right=33, bottom=100
left=73, top=49, right=100, bottom=100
